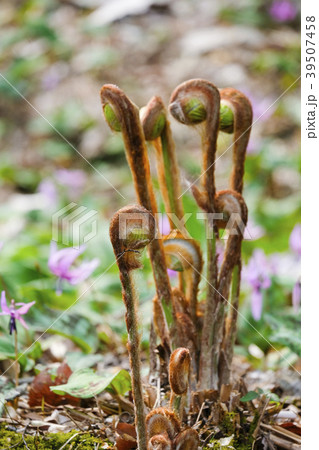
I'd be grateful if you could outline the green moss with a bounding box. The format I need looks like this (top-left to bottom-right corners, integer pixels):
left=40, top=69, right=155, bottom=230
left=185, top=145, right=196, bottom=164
left=0, top=425, right=114, bottom=449
left=222, top=411, right=237, bottom=435
left=204, top=410, right=260, bottom=450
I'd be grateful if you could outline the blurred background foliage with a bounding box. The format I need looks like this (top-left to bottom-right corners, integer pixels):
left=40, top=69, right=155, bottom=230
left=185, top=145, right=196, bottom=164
left=0, top=0, right=300, bottom=375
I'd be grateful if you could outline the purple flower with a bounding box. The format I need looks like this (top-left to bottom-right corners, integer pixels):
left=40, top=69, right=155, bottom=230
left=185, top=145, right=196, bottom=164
left=0, top=291, right=35, bottom=334
left=55, top=169, right=87, bottom=198
left=167, top=268, right=178, bottom=279
left=159, top=214, right=171, bottom=237
left=243, top=249, right=272, bottom=321
left=251, top=289, right=263, bottom=322
left=216, top=240, right=225, bottom=268
left=292, top=279, right=301, bottom=312
left=269, top=0, right=297, bottom=22
left=41, top=64, right=66, bottom=90
left=48, top=241, right=99, bottom=294
left=239, top=89, right=275, bottom=123
left=289, top=224, right=301, bottom=257
left=246, top=136, right=261, bottom=155
left=244, top=219, right=265, bottom=241
left=158, top=215, right=178, bottom=279
left=37, top=179, right=58, bottom=207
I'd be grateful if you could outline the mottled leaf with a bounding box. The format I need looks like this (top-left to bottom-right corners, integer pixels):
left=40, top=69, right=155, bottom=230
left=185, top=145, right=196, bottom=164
left=50, top=368, right=131, bottom=399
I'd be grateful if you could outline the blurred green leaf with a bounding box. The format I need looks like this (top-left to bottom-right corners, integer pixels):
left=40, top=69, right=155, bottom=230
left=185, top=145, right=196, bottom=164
left=65, top=352, right=104, bottom=371
left=240, top=391, right=259, bottom=402
left=51, top=368, right=131, bottom=398
left=264, top=313, right=301, bottom=356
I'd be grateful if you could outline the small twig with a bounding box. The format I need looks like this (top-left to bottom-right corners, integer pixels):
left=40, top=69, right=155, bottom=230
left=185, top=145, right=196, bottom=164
left=194, top=401, right=205, bottom=426
left=148, top=321, right=158, bottom=383
left=252, top=395, right=269, bottom=440
left=153, top=375, right=161, bottom=409
left=63, top=409, right=86, bottom=432
left=260, top=423, right=301, bottom=445
left=202, top=430, right=217, bottom=447
left=58, top=432, right=80, bottom=450
left=2, top=422, right=30, bottom=450
left=94, top=395, right=104, bottom=423
left=3, top=435, right=24, bottom=450
left=21, top=423, right=31, bottom=450
left=264, top=433, right=301, bottom=450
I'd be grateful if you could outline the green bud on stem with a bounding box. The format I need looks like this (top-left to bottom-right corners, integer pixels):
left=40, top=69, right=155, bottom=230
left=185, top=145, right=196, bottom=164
left=141, top=103, right=166, bottom=140
left=103, top=103, right=122, bottom=132
left=170, top=97, right=207, bottom=125
left=182, top=97, right=207, bottom=124
left=219, top=103, right=234, bottom=133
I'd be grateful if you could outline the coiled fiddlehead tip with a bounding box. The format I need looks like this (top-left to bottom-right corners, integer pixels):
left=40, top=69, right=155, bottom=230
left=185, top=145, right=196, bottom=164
left=146, top=408, right=181, bottom=440
left=109, top=205, right=156, bottom=271
left=103, top=103, right=122, bottom=132
left=148, top=434, right=173, bottom=450
left=169, top=78, right=219, bottom=126
left=219, top=87, right=253, bottom=194
left=163, top=232, right=202, bottom=272
left=100, top=84, right=123, bottom=132
left=174, top=428, right=200, bottom=450
left=141, top=96, right=167, bottom=141
left=214, top=189, right=248, bottom=229
left=219, top=102, right=234, bottom=134
left=169, top=97, right=207, bottom=125
left=169, top=347, right=191, bottom=395
left=220, top=87, right=253, bottom=126
left=100, top=84, right=141, bottom=134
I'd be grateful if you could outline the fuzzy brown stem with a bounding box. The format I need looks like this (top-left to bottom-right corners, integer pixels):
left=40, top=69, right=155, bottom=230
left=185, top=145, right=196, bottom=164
left=159, top=122, right=185, bottom=223
left=142, top=96, right=185, bottom=231
left=217, top=89, right=252, bottom=390
left=101, top=85, right=173, bottom=312
left=149, top=321, right=158, bottom=383
left=163, top=235, right=202, bottom=331
left=109, top=205, right=156, bottom=450
left=169, top=392, right=185, bottom=420
left=219, top=262, right=241, bottom=388
left=219, top=88, right=252, bottom=194
left=210, top=190, right=247, bottom=389
left=198, top=221, right=218, bottom=390
left=120, top=270, right=147, bottom=450
left=153, top=295, right=172, bottom=354
left=170, top=79, right=220, bottom=208
left=169, top=80, right=221, bottom=390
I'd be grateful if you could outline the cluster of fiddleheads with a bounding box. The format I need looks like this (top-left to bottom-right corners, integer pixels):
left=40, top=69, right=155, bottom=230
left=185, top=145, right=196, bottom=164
left=102, top=79, right=252, bottom=449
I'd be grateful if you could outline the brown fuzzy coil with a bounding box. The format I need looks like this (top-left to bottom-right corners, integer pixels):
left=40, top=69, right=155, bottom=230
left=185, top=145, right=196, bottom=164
left=146, top=408, right=181, bottom=440
left=169, top=348, right=191, bottom=395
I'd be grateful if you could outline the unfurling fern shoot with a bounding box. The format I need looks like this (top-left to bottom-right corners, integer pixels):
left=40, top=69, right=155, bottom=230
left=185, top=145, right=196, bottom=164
left=109, top=205, right=156, bottom=450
